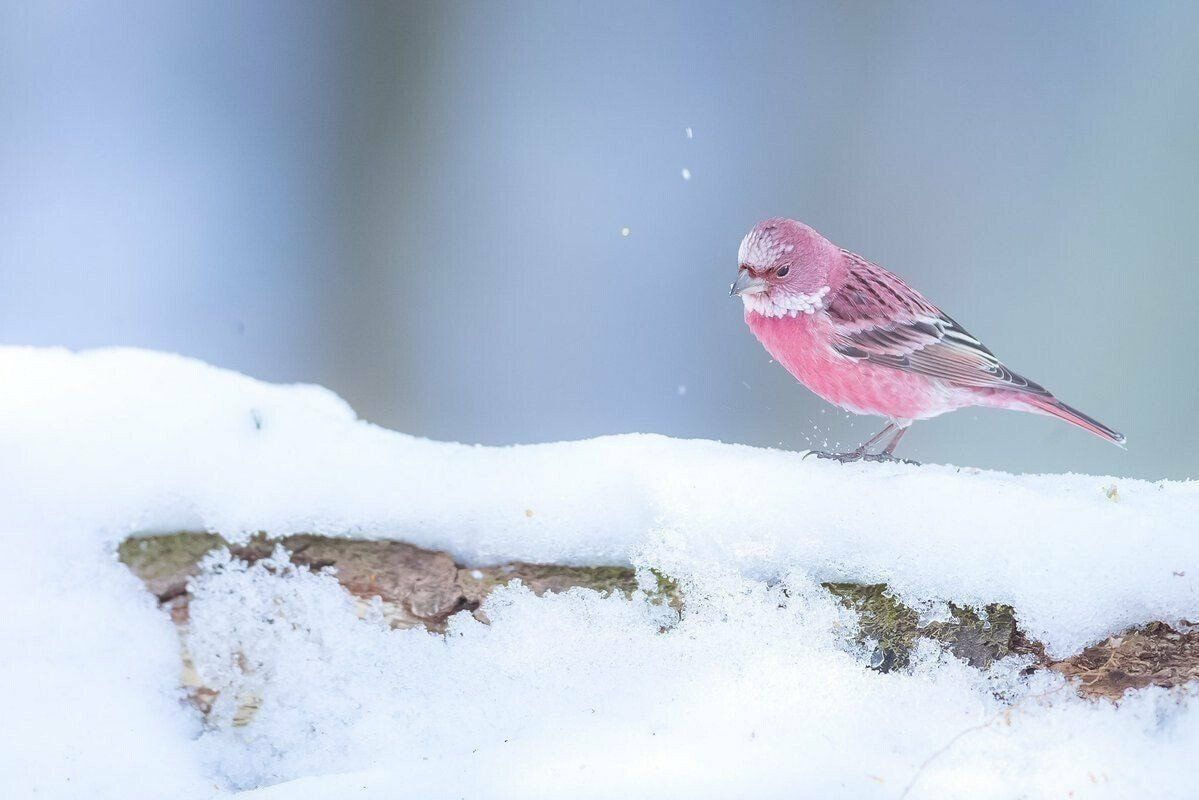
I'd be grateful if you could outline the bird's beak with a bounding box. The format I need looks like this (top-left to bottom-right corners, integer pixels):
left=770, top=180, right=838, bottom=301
left=730, top=269, right=768, bottom=297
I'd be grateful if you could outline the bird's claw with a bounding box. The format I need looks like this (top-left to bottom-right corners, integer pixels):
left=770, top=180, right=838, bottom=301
left=803, top=450, right=920, bottom=466
left=804, top=449, right=866, bottom=464
left=862, top=453, right=921, bottom=466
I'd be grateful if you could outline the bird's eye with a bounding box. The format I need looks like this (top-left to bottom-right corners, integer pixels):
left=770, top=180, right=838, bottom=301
left=775, top=265, right=790, bottom=278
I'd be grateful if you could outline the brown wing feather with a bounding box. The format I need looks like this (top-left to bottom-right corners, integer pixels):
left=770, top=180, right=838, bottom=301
left=827, top=252, right=1050, bottom=396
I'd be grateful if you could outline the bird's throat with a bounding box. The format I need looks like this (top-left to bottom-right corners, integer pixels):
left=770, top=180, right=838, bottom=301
left=740, top=286, right=830, bottom=318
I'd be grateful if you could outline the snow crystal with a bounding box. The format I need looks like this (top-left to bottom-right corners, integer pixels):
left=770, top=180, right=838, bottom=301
left=2, top=346, right=1199, bottom=799
left=681, top=167, right=691, bottom=180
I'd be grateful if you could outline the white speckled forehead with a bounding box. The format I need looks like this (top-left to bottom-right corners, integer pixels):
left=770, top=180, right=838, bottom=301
left=738, top=226, right=795, bottom=269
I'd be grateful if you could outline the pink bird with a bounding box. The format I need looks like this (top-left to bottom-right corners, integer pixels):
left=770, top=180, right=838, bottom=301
left=730, top=218, right=1124, bottom=463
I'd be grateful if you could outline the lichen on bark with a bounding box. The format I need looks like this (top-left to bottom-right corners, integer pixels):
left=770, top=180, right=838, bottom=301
left=117, top=532, right=1199, bottom=709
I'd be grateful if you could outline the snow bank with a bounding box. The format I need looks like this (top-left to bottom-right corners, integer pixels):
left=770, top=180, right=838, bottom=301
left=5, top=347, right=1194, bottom=654
left=2, top=346, right=1198, bottom=799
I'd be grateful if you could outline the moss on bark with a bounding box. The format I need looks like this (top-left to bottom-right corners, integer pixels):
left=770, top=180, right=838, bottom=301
left=117, top=532, right=1198, bottom=705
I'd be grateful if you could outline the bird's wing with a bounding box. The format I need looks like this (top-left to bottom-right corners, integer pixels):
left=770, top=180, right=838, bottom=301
left=826, top=251, right=1050, bottom=396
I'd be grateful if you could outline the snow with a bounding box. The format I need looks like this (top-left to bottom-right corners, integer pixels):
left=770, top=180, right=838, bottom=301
left=2, top=346, right=1198, bottom=799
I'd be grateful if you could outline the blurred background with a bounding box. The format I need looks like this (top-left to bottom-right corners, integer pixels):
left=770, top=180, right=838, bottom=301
left=2, top=1, right=1196, bottom=479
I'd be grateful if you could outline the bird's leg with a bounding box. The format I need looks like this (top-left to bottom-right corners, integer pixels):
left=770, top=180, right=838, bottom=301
left=861, top=424, right=920, bottom=465
left=882, top=425, right=908, bottom=455
left=805, top=423, right=895, bottom=463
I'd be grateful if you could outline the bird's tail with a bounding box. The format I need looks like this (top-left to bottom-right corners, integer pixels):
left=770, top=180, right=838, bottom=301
left=1022, top=394, right=1126, bottom=447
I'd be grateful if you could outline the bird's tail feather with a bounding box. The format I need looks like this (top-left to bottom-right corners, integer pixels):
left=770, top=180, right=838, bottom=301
left=1024, top=395, right=1126, bottom=447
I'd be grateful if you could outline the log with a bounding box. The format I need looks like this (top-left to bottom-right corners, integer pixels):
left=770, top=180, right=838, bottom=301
left=119, top=533, right=1199, bottom=710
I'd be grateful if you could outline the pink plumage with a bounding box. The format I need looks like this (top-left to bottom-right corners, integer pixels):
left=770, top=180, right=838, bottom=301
left=731, top=218, right=1124, bottom=461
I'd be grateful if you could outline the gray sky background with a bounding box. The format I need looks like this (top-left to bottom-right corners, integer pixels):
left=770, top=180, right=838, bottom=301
left=2, top=1, right=1196, bottom=479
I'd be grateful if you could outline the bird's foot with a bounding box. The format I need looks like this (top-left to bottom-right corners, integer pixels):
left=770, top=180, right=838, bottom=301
left=861, top=453, right=921, bottom=466
left=803, top=450, right=920, bottom=466
left=803, top=449, right=866, bottom=464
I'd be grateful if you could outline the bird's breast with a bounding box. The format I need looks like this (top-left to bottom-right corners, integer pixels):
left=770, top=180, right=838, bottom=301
left=746, top=310, right=833, bottom=385
left=744, top=310, right=959, bottom=420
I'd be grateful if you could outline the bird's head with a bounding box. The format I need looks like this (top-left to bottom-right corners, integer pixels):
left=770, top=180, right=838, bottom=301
left=730, top=218, right=839, bottom=318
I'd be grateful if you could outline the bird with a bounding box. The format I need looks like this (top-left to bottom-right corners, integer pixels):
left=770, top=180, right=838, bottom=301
left=729, top=218, right=1124, bottom=463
